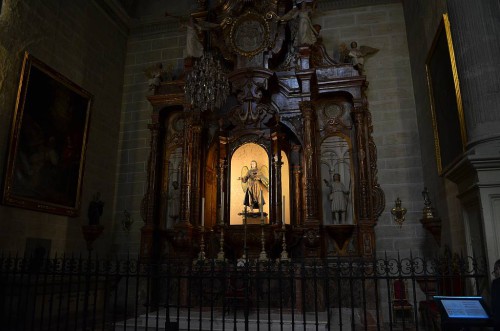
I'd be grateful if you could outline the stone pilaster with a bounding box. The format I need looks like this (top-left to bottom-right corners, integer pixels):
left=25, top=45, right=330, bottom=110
left=447, top=1, right=500, bottom=147
left=446, top=0, right=500, bottom=277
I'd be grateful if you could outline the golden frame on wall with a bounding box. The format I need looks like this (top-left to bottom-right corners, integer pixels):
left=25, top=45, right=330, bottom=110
left=425, top=13, right=467, bottom=175
left=2, top=52, right=93, bottom=216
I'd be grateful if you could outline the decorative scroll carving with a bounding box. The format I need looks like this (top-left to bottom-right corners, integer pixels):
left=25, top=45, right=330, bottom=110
left=310, top=43, right=337, bottom=68
left=228, top=68, right=276, bottom=127
left=286, top=115, right=304, bottom=141
left=230, top=81, right=273, bottom=125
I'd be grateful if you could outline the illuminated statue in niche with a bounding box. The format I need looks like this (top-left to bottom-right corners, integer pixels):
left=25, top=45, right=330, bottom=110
left=238, top=160, right=269, bottom=211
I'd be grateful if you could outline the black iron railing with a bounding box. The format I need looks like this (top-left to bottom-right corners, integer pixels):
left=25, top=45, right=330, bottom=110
left=0, top=253, right=488, bottom=330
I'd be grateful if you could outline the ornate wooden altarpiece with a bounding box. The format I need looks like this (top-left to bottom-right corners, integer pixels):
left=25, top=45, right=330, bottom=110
left=140, top=0, right=385, bottom=262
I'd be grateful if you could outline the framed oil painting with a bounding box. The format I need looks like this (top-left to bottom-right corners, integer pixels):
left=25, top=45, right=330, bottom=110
left=2, top=52, right=92, bottom=216
left=426, top=13, right=467, bottom=175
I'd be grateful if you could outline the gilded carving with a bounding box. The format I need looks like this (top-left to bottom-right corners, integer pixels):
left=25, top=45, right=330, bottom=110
left=228, top=10, right=275, bottom=58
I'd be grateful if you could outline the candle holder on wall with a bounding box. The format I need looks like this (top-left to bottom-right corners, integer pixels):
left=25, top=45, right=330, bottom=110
left=420, top=187, right=442, bottom=246
left=391, top=197, right=407, bottom=227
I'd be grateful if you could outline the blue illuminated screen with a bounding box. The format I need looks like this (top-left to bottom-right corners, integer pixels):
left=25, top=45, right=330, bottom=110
left=441, top=299, right=489, bottom=319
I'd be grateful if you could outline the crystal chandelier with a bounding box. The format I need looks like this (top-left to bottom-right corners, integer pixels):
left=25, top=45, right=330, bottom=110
left=185, top=51, right=230, bottom=112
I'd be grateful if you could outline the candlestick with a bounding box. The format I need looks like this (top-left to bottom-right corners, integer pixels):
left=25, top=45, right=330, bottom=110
left=221, top=192, right=224, bottom=223
left=201, top=197, right=205, bottom=226
left=282, top=195, right=285, bottom=226
left=260, top=189, right=264, bottom=223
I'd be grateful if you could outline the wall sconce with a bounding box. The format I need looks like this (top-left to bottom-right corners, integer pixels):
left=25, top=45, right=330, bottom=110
left=391, top=197, right=407, bottom=227
left=122, top=210, right=134, bottom=233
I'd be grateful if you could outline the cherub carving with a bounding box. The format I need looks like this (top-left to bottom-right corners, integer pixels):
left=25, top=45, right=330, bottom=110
left=143, top=63, right=164, bottom=91
left=348, top=41, right=379, bottom=73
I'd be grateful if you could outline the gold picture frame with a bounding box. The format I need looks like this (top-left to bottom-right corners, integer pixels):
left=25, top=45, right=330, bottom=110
left=425, top=13, right=467, bottom=175
left=2, top=52, right=93, bottom=216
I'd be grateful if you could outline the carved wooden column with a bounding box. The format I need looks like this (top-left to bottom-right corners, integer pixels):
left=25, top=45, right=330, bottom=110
left=300, top=101, right=320, bottom=257
left=190, top=116, right=202, bottom=226
left=292, top=165, right=302, bottom=226
left=140, top=113, right=162, bottom=260
left=300, top=101, right=319, bottom=225
left=353, top=100, right=377, bottom=258
left=179, top=112, right=194, bottom=225
left=218, top=129, right=229, bottom=225
left=353, top=105, right=369, bottom=219
left=271, top=131, right=284, bottom=224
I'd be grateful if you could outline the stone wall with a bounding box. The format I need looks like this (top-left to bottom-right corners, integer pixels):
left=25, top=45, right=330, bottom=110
left=0, top=0, right=127, bottom=255
left=113, top=18, right=185, bottom=256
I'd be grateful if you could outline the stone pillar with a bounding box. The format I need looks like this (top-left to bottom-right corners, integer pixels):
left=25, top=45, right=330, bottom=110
left=447, top=1, right=500, bottom=146
left=446, top=1, right=500, bottom=275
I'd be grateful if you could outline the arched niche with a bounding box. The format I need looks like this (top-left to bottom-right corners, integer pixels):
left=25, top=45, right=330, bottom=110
left=159, top=109, right=184, bottom=229
left=228, top=143, right=291, bottom=225
left=320, top=135, right=354, bottom=225
left=230, top=143, right=269, bottom=224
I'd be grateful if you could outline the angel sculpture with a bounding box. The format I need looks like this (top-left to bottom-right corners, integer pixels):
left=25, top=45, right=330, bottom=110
left=348, top=41, right=379, bottom=73
left=144, top=62, right=164, bottom=91
left=166, top=12, right=220, bottom=58
left=238, top=160, right=269, bottom=211
left=280, top=3, right=318, bottom=47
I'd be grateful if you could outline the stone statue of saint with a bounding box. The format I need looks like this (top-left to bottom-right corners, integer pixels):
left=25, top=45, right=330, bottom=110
left=324, top=174, right=349, bottom=224
left=238, top=160, right=269, bottom=211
